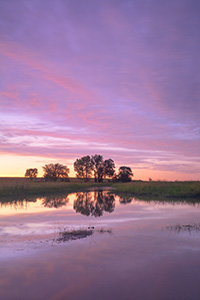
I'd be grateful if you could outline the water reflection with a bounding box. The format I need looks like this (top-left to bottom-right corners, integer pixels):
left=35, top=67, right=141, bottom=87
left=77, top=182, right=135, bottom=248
left=1, top=190, right=200, bottom=218
left=0, top=197, right=37, bottom=210
left=0, top=190, right=117, bottom=217
left=0, top=195, right=70, bottom=213
left=166, top=223, right=200, bottom=233
left=119, top=195, right=133, bottom=204
left=1, top=195, right=200, bottom=300
left=42, top=195, right=69, bottom=208
left=74, top=190, right=115, bottom=217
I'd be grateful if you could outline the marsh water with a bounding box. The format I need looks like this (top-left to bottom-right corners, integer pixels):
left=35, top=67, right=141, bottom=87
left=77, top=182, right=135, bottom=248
left=1, top=189, right=200, bottom=300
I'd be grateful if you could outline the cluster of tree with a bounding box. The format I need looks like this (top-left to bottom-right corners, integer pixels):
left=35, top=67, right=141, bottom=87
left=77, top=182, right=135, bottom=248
left=25, top=163, right=69, bottom=182
left=24, top=154, right=133, bottom=182
left=74, top=154, right=115, bottom=182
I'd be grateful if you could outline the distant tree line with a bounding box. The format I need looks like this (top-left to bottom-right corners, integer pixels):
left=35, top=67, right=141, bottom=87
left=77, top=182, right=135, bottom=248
left=24, top=154, right=133, bottom=182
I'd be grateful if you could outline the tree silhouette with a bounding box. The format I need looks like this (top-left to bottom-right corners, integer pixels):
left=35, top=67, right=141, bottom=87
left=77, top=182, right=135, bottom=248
left=74, top=156, right=93, bottom=181
left=74, top=154, right=116, bottom=182
left=42, top=163, right=69, bottom=181
left=91, top=154, right=104, bottom=182
left=103, top=159, right=115, bottom=179
left=118, top=166, right=133, bottom=182
left=24, top=168, right=38, bottom=180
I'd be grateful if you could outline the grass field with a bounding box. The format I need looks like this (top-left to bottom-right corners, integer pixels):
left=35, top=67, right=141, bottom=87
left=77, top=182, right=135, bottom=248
left=0, top=177, right=111, bottom=197
left=112, top=181, right=200, bottom=199
left=0, top=177, right=199, bottom=200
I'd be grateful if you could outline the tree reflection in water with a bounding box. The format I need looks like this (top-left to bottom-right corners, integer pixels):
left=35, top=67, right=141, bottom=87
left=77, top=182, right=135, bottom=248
left=0, top=197, right=37, bottom=210
left=0, top=191, right=133, bottom=214
left=73, top=190, right=115, bottom=217
left=42, top=196, right=69, bottom=208
left=118, top=196, right=133, bottom=204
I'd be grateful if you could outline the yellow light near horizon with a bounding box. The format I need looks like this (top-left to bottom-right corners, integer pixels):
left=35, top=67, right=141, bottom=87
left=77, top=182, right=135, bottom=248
left=0, top=155, right=76, bottom=177
left=0, top=154, right=197, bottom=181
left=133, top=168, right=196, bottom=182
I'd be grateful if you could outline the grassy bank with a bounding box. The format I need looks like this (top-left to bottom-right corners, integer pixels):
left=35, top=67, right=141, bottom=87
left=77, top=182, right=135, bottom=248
left=0, top=178, right=111, bottom=198
left=112, top=181, right=200, bottom=199
left=0, top=178, right=199, bottom=200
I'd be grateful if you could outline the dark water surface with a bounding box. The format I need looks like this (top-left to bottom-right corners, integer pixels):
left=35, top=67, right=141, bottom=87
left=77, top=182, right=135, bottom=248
left=0, top=190, right=200, bottom=300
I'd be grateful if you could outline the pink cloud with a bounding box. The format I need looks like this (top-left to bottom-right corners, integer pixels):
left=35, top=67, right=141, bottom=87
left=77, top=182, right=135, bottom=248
left=0, top=1, right=199, bottom=180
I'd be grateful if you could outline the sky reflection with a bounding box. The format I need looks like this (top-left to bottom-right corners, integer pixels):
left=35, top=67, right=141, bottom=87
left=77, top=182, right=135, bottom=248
left=0, top=190, right=200, bottom=242
left=1, top=199, right=200, bottom=300
left=1, top=190, right=200, bottom=299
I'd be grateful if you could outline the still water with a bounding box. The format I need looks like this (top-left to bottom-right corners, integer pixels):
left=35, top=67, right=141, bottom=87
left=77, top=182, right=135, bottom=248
left=0, top=190, right=200, bottom=300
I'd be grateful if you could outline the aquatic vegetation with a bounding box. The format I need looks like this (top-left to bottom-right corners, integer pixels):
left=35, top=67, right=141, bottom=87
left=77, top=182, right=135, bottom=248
left=97, top=228, right=112, bottom=234
left=57, top=226, right=112, bottom=243
left=57, top=229, right=94, bottom=242
left=166, top=223, right=200, bottom=233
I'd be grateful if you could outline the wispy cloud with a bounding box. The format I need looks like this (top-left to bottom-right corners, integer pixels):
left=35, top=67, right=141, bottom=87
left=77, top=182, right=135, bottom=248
left=0, top=0, right=199, bottom=179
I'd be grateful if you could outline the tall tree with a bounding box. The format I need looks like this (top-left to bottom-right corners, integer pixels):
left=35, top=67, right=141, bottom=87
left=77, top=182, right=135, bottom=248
left=74, top=156, right=93, bottom=181
left=118, top=166, right=133, bottom=182
left=24, top=168, right=38, bottom=180
left=91, top=154, right=104, bottom=182
left=103, top=159, right=115, bottom=179
left=42, top=163, right=69, bottom=181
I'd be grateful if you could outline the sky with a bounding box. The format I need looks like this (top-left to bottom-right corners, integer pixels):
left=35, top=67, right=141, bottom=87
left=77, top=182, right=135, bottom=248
left=0, top=0, right=200, bottom=181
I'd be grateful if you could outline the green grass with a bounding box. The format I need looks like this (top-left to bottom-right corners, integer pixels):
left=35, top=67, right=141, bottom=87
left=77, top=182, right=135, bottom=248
left=112, top=181, right=200, bottom=199
left=0, top=177, right=111, bottom=197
